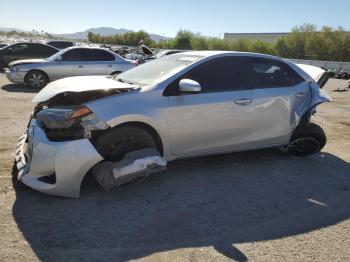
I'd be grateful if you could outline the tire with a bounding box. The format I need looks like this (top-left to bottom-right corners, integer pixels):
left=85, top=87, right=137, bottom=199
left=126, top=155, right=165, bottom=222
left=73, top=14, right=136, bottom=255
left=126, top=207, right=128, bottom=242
left=94, top=126, right=156, bottom=162
left=25, top=70, right=48, bottom=89
left=282, top=123, right=326, bottom=156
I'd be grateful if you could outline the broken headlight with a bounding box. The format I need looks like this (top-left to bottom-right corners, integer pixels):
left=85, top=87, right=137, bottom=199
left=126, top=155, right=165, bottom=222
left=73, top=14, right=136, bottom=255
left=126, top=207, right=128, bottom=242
left=36, top=105, right=91, bottom=129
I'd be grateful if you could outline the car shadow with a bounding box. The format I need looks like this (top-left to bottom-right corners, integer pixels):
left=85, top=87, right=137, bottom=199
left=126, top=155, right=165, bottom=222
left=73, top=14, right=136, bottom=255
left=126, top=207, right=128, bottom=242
left=1, top=83, right=39, bottom=93
left=12, top=149, right=350, bottom=261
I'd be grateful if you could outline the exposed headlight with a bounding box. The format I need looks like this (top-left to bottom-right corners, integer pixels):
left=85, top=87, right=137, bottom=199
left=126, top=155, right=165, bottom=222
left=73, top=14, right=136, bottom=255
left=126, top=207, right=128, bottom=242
left=36, top=105, right=92, bottom=129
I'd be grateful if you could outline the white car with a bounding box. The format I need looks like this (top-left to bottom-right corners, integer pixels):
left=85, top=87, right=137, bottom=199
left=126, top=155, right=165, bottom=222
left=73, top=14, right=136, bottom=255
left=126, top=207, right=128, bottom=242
left=15, top=51, right=331, bottom=198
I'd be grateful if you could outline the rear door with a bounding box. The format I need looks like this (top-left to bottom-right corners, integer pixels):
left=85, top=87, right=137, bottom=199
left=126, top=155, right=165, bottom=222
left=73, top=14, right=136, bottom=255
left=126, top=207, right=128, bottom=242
left=83, top=49, right=116, bottom=75
left=244, top=57, right=310, bottom=146
left=165, top=56, right=260, bottom=156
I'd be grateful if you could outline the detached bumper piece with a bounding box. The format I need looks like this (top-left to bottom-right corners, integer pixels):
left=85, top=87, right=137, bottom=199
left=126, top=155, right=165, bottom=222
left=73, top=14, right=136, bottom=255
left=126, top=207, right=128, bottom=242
left=92, top=148, right=167, bottom=191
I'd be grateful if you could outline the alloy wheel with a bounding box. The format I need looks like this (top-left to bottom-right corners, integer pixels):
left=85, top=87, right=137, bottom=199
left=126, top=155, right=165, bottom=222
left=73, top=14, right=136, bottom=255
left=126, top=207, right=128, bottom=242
left=28, top=73, right=45, bottom=88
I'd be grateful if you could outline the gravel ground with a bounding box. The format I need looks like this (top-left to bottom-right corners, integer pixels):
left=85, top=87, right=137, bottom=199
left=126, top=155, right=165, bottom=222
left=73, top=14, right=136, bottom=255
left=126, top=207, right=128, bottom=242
left=0, top=74, right=349, bottom=262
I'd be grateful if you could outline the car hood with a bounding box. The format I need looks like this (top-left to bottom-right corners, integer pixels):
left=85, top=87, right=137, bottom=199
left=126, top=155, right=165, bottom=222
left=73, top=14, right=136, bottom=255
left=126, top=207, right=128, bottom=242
left=9, top=58, right=48, bottom=67
left=33, top=76, right=137, bottom=103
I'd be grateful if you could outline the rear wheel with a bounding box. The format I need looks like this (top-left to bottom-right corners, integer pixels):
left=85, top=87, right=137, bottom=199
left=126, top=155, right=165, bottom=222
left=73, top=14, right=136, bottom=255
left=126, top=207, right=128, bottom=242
left=25, top=70, right=48, bottom=88
left=282, top=123, right=326, bottom=156
left=94, top=126, right=156, bottom=162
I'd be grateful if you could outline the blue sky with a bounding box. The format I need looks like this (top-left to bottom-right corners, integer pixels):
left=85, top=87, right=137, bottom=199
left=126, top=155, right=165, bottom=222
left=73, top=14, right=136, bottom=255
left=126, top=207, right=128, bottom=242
left=1, top=0, right=349, bottom=37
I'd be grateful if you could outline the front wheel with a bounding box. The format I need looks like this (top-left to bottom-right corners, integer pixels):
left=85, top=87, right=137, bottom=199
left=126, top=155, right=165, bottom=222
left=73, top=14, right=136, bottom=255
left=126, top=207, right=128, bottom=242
left=94, top=126, right=156, bottom=162
left=25, top=70, right=48, bottom=89
left=281, top=123, right=326, bottom=156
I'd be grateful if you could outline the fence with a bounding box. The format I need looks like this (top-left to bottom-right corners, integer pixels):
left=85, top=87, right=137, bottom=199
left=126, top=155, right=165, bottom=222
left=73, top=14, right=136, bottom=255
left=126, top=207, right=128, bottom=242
left=288, top=59, right=350, bottom=71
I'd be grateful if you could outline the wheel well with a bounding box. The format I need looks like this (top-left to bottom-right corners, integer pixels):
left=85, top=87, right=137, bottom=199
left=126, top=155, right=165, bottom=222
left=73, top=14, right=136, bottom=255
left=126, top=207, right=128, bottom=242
left=25, top=69, right=50, bottom=83
left=92, top=121, right=164, bottom=156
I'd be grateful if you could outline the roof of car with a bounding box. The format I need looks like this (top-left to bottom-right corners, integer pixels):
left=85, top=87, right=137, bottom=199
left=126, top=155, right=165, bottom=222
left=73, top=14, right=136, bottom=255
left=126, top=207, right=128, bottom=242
left=6, top=42, right=59, bottom=49
left=63, top=46, right=110, bottom=50
left=177, top=50, right=293, bottom=65
left=180, top=50, right=278, bottom=58
left=47, top=40, right=73, bottom=43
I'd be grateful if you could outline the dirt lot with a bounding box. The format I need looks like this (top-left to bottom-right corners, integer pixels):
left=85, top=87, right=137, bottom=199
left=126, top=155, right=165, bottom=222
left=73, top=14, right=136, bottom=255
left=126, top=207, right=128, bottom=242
left=0, top=74, right=349, bottom=262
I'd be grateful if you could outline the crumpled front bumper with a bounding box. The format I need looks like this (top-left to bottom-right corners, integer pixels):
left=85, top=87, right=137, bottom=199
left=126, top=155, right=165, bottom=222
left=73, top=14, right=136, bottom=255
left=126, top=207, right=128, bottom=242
left=15, top=119, right=103, bottom=198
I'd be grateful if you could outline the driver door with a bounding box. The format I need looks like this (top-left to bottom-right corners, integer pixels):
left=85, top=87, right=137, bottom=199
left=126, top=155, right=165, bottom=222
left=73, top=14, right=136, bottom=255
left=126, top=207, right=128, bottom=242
left=48, top=48, right=87, bottom=80
left=165, top=56, right=258, bottom=156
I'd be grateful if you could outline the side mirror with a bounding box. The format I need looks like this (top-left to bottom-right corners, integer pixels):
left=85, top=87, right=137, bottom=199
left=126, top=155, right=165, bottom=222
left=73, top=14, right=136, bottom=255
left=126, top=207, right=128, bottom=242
left=55, top=56, right=63, bottom=61
left=179, top=79, right=201, bottom=93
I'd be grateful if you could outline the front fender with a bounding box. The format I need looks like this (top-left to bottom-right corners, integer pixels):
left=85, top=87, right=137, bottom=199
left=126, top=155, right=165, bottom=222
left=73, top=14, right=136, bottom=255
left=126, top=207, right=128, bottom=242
left=102, top=114, right=172, bottom=160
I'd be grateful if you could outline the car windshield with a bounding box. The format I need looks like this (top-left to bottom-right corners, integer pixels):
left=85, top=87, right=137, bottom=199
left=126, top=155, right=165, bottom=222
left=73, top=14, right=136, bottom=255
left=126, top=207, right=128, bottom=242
left=116, top=54, right=203, bottom=86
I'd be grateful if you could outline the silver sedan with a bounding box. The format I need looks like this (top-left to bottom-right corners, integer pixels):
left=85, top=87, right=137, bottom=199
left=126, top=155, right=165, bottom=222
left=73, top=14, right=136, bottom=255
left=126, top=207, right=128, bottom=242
left=15, top=51, right=331, bottom=198
left=5, top=47, right=138, bottom=88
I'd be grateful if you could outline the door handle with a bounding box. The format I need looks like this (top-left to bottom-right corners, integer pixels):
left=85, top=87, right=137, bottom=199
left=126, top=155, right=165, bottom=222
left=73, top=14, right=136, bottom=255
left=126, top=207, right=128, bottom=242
left=234, top=98, right=252, bottom=106
left=295, top=92, right=307, bottom=98
left=108, top=64, right=112, bottom=67
left=78, top=65, right=83, bottom=68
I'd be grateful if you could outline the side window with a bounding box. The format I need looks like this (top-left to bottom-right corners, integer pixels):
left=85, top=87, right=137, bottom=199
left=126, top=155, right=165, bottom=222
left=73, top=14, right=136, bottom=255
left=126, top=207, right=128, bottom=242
left=246, top=58, right=303, bottom=88
left=27, top=44, right=55, bottom=56
left=165, top=57, right=246, bottom=95
left=62, top=49, right=83, bottom=61
left=87, top=49, right=115, bottom=61
left=12, top=44, right=29, bottom=54
left=39, top=45, right=58, bottom=56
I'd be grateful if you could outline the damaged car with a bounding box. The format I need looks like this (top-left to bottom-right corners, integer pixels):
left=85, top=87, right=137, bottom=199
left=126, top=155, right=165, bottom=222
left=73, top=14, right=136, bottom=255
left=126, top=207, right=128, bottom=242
left=15, top=51, right=331, bottom=198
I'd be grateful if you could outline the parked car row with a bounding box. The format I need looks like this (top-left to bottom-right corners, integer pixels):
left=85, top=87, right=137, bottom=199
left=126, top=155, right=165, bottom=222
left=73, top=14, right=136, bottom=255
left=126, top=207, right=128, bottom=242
left=0, top=43, right=139, bottom=88
left=5, top=46, right=138, bottom=88
left=0, top=40, right=186, bottom=88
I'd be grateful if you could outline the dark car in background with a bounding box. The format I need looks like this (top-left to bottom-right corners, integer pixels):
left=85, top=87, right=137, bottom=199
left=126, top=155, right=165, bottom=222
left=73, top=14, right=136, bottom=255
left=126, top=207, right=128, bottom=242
left=0, top=43, right=9, bottom=49
left=0, top=42, right=59, bottom=70
left=46, top=40, right=75, bottom=49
